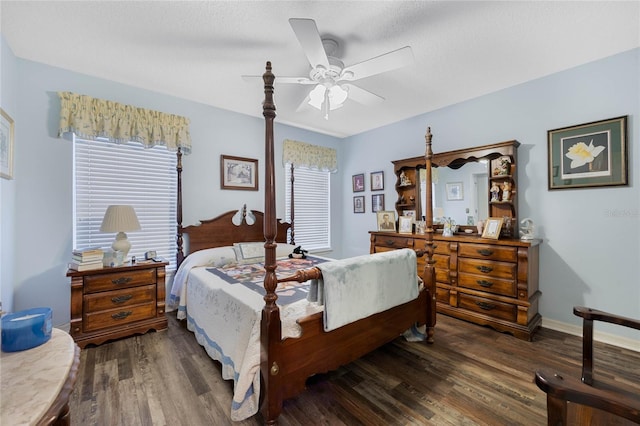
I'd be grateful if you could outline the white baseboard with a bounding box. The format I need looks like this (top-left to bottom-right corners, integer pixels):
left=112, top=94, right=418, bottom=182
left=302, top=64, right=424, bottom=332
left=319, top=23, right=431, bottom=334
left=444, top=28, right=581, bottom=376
left=542, top=317, right=639, bottom=352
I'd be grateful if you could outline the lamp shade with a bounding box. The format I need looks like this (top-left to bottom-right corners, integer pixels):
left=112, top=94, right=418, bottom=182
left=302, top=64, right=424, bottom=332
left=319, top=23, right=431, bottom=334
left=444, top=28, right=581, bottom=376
left=100, top=205, right=141, bottom=233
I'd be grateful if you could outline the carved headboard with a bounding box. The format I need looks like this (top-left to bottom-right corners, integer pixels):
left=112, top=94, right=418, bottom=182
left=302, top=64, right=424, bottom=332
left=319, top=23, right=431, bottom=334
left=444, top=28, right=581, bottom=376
left=177, top=206, right=291, bottom=266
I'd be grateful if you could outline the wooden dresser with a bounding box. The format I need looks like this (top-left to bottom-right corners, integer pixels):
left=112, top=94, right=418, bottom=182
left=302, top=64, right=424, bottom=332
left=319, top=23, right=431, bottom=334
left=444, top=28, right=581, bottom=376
left=67, top=262, right=168, bottom=348
left=370, top=232, right=541, bottom=340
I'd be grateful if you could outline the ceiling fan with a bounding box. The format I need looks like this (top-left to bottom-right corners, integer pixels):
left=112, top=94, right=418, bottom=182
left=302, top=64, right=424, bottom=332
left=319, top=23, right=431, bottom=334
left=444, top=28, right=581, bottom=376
left=244, top=18, right=414, bottom=120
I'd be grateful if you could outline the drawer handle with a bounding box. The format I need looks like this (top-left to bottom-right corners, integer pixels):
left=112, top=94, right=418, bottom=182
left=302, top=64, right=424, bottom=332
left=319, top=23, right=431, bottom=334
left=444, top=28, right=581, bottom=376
left=384, top=240, right=396, bottom=246
left=477, top=265, right=493, bottom=273
left=111, top=294, right=133, bottom=304
left=477, top=249, right=493, bottom=256
left=112, top=311, right=132, bottom=320
left=476, top=302, right=496, bottom=310
left=477, top=280, right=494, bottom=288
left=112, top=277, right=132, bottom=285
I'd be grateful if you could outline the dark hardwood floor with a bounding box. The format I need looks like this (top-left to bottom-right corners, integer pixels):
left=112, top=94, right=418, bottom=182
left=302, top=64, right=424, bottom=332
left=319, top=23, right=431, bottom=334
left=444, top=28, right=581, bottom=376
left=69, top=312, right=640, bottom=425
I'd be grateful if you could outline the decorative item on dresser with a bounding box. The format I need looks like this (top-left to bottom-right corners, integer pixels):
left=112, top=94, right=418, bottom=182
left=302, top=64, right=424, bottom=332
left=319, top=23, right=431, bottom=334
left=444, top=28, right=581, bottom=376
left=67, top=261, right=168, bottom=348
left=372, top=139, right=542, bottom=341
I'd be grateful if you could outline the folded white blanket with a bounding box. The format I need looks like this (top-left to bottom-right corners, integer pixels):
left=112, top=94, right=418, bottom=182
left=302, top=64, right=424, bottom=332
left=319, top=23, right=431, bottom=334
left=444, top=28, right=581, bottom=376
left=308, top=248, right=418, bottom=332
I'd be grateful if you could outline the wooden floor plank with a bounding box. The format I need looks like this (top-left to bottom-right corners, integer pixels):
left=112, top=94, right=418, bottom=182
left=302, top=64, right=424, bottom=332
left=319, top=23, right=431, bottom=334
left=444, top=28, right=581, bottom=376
left=69, top=312, right=640, bottom=425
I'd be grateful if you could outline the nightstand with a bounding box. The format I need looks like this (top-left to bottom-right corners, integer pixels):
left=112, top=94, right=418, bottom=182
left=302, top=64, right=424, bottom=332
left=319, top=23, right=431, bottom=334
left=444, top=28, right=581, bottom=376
left=67, top=262, right=168, bottom=348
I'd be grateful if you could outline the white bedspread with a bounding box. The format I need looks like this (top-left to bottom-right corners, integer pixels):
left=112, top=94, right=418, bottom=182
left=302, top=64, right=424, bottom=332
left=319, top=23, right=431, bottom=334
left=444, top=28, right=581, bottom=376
left=170, top=251, right=322, bottom=421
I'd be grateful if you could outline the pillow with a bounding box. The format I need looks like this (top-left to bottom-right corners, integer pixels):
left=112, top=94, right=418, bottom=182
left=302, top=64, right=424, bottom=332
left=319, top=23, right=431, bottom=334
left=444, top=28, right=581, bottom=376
left=232, top=242, right=297, bottom=265
left=233, top=242, right=265, bottom=265
left=185, top=246, right=237, bottom=268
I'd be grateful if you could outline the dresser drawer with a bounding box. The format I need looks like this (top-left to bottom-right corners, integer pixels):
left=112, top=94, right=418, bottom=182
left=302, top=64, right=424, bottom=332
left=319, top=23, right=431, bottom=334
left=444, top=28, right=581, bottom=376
left=436, top=286, right=450, bottom=304
left=458, top=274, right=516, bottom=297
left=374, top=235, right=412, bottom=249
left=458, top=243, right=517, bottom=262
left=458, top=293, right=517, bottom=322
left=84, top=269, right=156, bottom=293
left=433, top=242, right=449, bottom=255
left=84, top=285, right=156, bottom=313
left=458, top=258, right=516, bottom=280
left=84, top=303, right=157, bottom=332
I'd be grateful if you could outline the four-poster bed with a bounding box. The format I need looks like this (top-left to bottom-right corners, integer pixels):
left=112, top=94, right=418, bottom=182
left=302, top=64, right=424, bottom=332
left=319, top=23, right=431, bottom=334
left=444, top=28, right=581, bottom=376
left=172, top=62, right=437, bottom=424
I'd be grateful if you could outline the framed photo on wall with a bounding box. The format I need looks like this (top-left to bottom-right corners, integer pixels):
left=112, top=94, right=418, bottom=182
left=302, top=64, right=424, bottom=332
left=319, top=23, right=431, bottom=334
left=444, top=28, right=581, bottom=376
left=377, top=210, right=396, bottom=232
left=370, top=171, right=384, bottom=191
left=547, top=116, right=628, bottom=190
left=352, top=173, right=365, bottom=192
left=1, top=108, right=14, bottom=180
left=372, top=194, right=385, bottom=212
left=353, top=196, right=365, bottom=213
left=445, top=182, right=463, bottom=200
left=220, top=155, right=258, bottom=190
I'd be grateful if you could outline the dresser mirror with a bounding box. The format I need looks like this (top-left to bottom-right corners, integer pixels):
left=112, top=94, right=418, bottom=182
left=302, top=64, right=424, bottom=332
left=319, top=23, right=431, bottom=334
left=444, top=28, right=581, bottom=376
left=394, top=140, right=520, bottom=235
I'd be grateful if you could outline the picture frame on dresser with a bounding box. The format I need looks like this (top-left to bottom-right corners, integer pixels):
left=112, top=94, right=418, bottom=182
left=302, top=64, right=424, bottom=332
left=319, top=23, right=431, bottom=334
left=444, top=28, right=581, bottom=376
left=398, top=216, right=413, bottom=234
left=482, top=217, right=503, bottom=239
left=547, top=115, right=628, bottom=190
left=370, top=171, right=384, bottom=191
left=377, top=210, right=396, bottom=231
left=220, top=155, right=258, bottom=190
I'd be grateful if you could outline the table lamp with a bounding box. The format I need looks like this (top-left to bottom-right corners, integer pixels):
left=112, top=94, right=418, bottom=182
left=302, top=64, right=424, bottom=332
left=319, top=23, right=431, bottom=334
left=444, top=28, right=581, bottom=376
left=100, top=205, right=141, bottom=260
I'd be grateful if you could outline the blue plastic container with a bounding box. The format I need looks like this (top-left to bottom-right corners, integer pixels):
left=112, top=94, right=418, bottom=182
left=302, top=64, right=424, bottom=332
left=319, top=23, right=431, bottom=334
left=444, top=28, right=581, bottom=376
left=1, top=307, right=53, bottom=352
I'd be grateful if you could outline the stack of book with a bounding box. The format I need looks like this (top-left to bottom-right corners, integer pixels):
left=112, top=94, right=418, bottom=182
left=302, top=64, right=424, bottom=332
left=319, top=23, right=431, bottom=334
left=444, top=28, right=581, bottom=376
left=69, top=247, right=104, bottom=271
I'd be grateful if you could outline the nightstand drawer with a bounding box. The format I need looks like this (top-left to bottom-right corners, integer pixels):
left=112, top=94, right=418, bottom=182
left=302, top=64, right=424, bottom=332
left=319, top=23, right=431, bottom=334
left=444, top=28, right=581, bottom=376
left=84, top=303, right=156, bottom=332
left=458, top=273, right=516, bottom=297
left=84, top=268, right=156, bottom=293
left=458, top=243, right=517, bottom=262
left=458, top=258, right=516, bottom=280
left=84, top=285, right=156, bottom=313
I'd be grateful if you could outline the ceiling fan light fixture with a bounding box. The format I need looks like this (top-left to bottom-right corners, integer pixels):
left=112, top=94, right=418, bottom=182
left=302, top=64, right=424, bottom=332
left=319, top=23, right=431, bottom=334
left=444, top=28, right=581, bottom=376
left=308, top=84, right=348, bottom=113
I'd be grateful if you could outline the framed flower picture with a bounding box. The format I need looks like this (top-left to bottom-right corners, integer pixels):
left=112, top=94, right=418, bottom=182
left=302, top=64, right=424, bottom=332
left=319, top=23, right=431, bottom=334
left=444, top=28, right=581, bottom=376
left=547, top=116, right=627, bottom=190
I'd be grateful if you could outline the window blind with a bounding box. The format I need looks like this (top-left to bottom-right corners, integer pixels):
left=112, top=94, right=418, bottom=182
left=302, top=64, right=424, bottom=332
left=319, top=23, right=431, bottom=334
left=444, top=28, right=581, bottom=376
left=73, top=138, right=177, bottom=270
left=284, top=165, right=331, bottom=251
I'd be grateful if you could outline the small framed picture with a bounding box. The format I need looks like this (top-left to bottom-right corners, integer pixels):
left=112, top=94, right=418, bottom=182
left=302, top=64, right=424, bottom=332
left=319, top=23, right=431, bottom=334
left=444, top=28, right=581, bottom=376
left=402, top=210, right=416, bottom=223
left=377, top=210, right=396, bottom=232
left=371, top=171, right=384, bottom=191
left=482, top=217, right=504, bottom=239
left=446, top=182, right=463, bottom=201
left=398, top=216, right=413, bottom=234
left=353, top=196, right=365, bottom=213
left=1, top=108, right=15, bottom=180
left=220, top=155, right=258, bottom=190
left=352, top=173, right=365, bottom=192
left=372, top=194, right=385, bottom=212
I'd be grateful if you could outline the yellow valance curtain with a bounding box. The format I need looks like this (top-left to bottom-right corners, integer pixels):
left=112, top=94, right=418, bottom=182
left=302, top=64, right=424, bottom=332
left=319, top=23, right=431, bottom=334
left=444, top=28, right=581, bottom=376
left=282, top=139, right=337, bottom=172
left=58, top=92, right=192, bottom=154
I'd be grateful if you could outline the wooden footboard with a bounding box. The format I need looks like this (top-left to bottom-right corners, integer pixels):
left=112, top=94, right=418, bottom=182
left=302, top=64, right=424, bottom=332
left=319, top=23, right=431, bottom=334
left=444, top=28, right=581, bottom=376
left=260, top=287, right=430, bottom=424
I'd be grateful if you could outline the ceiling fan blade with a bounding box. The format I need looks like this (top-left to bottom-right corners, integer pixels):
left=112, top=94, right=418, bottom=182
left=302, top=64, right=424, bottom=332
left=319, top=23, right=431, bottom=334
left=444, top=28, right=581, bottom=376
left=341, top=46, right=414, bottom=81
left=241, top=75, right=315, bottom=84
left=343, top=83, right=385, bottom=105
left=289, top=18, right=330, bottom=70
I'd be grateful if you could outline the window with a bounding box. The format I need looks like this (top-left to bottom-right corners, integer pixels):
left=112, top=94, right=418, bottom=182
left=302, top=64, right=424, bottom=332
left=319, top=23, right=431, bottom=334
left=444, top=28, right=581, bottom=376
left=284, top=165, right=330, bottom=251
left=73, top=138, right=177, bottom=270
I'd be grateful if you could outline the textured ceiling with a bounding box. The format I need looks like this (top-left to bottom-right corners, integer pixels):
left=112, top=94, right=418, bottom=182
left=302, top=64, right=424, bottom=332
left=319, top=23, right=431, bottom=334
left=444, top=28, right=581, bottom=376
left=2, top=1, right=639, bottom=137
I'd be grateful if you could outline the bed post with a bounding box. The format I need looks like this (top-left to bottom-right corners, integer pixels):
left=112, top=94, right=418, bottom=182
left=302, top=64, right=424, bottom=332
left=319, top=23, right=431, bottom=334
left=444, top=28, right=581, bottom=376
left=176, top=147, right=185, bottom=266
left=424, top=127, right=436, bottom=343
left=260, top=61, right=284, bottom=425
